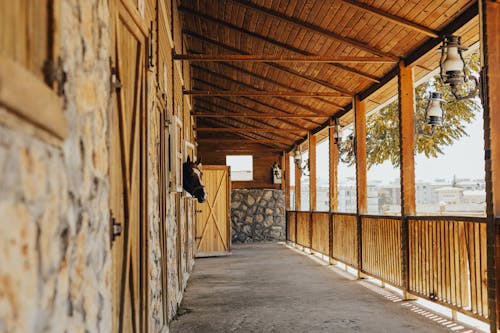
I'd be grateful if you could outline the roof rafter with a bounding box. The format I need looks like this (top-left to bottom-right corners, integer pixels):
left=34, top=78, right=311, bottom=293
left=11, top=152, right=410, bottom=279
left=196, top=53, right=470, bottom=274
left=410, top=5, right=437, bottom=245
left=232, top=0, right=399, bottom=59
left=191, top=62, right=345, bottom=109
left=192, top=69, right=335, bottom=117
left=196, top=105, right=309, bottom=134
left=184, top=30, right=355, bottom=95
left=339, top=0, right=439, bottom=38
left=185, top=90, right=352, bottom=97
left=174, top=54, right=396, bottom=63
left=196, top=127, right=306, bottom=133
left=195, top=100, right=323, bottom=129
left=180, top=13, right=381, bottom=83
left=192, top=112, right=325, bottom=119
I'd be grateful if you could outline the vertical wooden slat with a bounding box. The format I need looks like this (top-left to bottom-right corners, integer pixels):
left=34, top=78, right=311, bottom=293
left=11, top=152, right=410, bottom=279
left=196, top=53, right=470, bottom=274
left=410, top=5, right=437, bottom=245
left=329, top=118, right=339, bottom=212
left=481, top=1, right=500, bottom=330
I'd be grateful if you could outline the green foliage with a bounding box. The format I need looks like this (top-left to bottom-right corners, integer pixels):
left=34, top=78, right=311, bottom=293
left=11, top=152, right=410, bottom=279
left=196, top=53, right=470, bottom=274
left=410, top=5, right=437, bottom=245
left=340, top=52, right=481, bottom=169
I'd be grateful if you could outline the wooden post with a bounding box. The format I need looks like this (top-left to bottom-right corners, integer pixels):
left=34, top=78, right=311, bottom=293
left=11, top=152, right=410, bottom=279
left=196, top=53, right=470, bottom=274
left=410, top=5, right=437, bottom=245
left=285, top=152, right=291, bottom=209
left=481, top=2, right=500, bottom=331
left=329, top=118, right=339, bottom=212
left=295, top=158, right=301, bottom=211
left=398, top=60, right=417, bottom=300
left=354, top=96, right=367, bottom=277
left=309, top=133, right=317, bottom=211
left=329, top=118, right=339, bottom=265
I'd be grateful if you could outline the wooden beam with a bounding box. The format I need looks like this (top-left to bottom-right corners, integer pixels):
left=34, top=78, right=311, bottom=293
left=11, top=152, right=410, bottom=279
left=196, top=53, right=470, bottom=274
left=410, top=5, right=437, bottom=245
left=195, top=127, right=306, bottom=133
left=193, top=71, right=337, bottom=116
left=398, top=60, right=416, bottom=216
left=198, top=138, right=291, bottom=144
left=398, top=60, right=416, bottom=301
left=196, top=105, right=310, bottom=132
left=295, top=159, right=301, bottom=211
left=195, top=98, right=323, bottom=127
left=185, top=90, right=352, bottom=97
left=232, top=0, right=399, bottom=59
left=481, top=2, right=500, bottom=332
left=354, top=96, right=367, bottom=214
left=191, top=62, right=347, bottom=108
left=329, top=118, right=339, bottom=212
left=309, top=133, right=317, bottom=211
left=193, top=112, right=326, bottom=118
left=183, top=24, right=380, bottom=83
left=174, top=54, right=396, bottom=63
left=339, top=0, right=438, bottom=38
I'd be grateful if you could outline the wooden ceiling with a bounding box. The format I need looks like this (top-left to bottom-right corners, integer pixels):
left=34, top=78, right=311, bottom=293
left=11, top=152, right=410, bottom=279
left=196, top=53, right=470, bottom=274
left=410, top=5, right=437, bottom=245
left=179, top=0, right=479, bottom=155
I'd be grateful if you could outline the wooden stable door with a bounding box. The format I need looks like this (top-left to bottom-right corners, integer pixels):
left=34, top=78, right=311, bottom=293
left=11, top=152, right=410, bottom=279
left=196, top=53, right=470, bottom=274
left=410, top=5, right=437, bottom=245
left=109, top=1, right=147, bottom=332
left=195, top=166, right=231, bottom=257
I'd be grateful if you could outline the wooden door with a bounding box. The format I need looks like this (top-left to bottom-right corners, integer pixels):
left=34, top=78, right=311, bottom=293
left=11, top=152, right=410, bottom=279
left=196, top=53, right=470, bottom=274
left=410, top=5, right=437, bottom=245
left=195, top=165, right=231, bottom=257
left=109, top=1, right=147, bottom=332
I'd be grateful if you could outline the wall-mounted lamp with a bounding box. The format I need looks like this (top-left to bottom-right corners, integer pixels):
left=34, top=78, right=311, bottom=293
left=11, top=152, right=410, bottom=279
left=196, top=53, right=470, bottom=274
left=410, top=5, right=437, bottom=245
left=292, top=145, right=309, bottom=176
left=439, top=35, right=478, bottom=101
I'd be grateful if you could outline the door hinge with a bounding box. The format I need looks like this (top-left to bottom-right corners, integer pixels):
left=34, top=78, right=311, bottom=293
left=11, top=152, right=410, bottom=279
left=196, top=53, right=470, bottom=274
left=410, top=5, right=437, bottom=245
left=148, top=21, right=154, bottom=70
left=43, top=56, right=66, bottom=96
left=110, top=211, right=123, bottom=245
left=110, top=67, right=122, bottom=93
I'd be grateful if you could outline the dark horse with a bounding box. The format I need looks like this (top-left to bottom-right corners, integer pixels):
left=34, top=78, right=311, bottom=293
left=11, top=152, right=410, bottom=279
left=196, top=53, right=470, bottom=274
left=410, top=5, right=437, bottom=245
left=183, top=156, right=207, bottom=203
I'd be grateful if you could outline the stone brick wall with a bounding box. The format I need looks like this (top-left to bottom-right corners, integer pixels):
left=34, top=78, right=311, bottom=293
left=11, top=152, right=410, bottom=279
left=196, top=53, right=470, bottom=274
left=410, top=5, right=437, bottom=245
left=231, top=189, right=286, bottom=243
left=0, top=0, right=112, bottom=331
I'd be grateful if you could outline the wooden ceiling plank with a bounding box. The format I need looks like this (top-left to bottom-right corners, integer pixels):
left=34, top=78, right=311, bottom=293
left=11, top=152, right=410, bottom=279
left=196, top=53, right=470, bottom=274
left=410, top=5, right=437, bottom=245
left=185, top=90, right=352, bottom=97
left=197, top=102, right=310, bottom=131
left=174, top=54, right=397, bottom=63
left=196, top=105, right=311, bottom=133
left=183, top=19, right=380, bottom=83
left=232, top=0, right=399, bottom=59
left=195, top=62, right=346, bottom=109
left=195, top=97, right=325, bottom=127
left=193, top=72, right=334, bottom=117
left=199, top=118, right=291, bottom=149
left=185, top=30, right=355, bottom=95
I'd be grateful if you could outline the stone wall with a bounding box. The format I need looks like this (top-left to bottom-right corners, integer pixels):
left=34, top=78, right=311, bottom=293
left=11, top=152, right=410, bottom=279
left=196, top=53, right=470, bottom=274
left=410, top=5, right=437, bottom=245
left=231, top=189, right=286, bottom=243
left=0, top=0, right=112, bottom=331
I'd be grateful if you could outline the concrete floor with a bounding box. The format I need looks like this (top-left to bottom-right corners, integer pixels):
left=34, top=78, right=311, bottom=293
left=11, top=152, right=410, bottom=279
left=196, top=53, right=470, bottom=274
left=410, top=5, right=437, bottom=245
left=171, top=243, right=474, bottom=333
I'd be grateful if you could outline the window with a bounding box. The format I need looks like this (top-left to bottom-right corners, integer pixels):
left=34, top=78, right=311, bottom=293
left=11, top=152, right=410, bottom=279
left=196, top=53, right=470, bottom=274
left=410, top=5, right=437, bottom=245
left=226, top=155, right=253, bottom=181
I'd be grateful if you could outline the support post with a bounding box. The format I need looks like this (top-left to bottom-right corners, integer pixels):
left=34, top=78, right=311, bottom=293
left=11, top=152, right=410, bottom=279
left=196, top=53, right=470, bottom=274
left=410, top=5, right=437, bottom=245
left=398, top=60, right=418, bottom=300
left=481, top=2, right=500, bottom=331
left=354, top=96, right=367, bottom=277
left=309, top=133, right=317, bottom=211
left=329, top=118, right=339, bottom=212
left=295, top=158, right=301, bottom=211
left=329, top=118, right=339, bottom=264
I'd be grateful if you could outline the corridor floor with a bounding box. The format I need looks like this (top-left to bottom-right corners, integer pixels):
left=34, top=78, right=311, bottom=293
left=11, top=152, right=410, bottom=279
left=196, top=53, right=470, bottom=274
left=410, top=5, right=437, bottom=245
left=170, top=243, right=474, bottom=333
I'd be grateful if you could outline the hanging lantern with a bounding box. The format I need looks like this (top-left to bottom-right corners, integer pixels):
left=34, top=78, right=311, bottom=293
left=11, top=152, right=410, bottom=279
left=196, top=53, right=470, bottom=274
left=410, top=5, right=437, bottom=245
left=439, top=35, right=478, bottom=100
left=333, top=118, right=341, bottom=145
left=425, top=92, right=445, bottom=126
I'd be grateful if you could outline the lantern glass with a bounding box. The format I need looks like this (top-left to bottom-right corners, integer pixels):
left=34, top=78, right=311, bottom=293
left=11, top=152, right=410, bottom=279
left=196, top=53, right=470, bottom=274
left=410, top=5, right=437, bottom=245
left=442, top=45, right=463, bottom=73
left=426, top=92, right=444, bottom=126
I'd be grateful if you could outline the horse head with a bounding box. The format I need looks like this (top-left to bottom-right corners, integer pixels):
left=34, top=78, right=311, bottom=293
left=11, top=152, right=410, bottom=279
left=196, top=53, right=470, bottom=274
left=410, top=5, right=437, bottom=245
left=182, top=156, right=207, bottom=203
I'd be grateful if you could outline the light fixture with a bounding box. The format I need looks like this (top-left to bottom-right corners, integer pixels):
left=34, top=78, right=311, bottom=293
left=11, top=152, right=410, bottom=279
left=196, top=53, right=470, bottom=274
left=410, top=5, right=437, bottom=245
left=292, top=145, right=309, bottom=176
left=439, top=35, right=478, bottom=100
left=425, top=92, right=445, bottom=126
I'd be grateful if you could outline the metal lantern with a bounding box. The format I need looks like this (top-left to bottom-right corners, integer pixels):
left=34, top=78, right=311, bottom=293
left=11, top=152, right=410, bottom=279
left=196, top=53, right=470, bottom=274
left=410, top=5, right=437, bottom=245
left=439, top=35, right=478, bottom=100
left=333, top=118, right=341, bottom=145
left=292, top=145, right=309, bottom=176
left=425, top=92, right=445, bottom=126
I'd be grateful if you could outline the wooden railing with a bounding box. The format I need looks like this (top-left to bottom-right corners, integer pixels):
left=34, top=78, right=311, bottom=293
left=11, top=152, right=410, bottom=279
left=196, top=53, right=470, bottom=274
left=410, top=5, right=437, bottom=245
left=286, top=211, right=489, bottom=321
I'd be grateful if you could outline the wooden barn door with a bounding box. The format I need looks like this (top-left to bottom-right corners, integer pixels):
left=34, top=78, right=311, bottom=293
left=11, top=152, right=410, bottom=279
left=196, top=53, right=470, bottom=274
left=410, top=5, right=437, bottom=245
left=109, top=1, right=147, bottom=332
left=195, top=165, right=231, bottom=257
